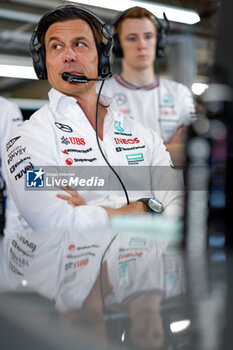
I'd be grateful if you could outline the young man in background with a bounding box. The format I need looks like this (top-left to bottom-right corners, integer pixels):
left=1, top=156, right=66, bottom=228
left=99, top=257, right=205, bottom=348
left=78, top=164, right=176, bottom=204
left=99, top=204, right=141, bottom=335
left=98, top=6, right=196, bottom=166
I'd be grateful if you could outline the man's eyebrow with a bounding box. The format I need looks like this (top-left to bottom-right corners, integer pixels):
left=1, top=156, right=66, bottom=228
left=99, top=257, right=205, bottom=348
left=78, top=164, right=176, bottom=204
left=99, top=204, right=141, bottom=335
left=47, top=36, right=89, bottom=45
left=47, top=36, right=60, bottom=45
left=126, top=31, right=155, bottom=36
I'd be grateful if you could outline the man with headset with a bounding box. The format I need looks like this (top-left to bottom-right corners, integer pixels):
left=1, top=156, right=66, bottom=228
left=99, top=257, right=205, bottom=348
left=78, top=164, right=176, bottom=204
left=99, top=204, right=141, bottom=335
left=3, top=4, right=183, bottom=294
left=98, top=6, right=196, bottom=166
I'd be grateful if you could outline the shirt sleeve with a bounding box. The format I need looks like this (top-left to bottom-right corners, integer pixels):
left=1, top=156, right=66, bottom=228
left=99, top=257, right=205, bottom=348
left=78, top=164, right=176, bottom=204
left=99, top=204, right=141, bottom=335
left=149, top=130, right=184, bottom=218
left=0, top=99, right=23, bottom=187
left=0, top=100, right=23, bottom=236
left=3, top=127, right=110, bottom=239
left=177, top=84, right=197, bottom=127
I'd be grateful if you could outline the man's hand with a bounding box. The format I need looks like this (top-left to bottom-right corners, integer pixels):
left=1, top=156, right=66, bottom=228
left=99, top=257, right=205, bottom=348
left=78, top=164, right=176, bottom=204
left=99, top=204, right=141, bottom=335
left=56, top=186, right=86, bottom=207
left=167, top=125, right=188, bottom=145
left=56, top=186, right=147, bottom=217
left=165, top=125, right=188, bottom=167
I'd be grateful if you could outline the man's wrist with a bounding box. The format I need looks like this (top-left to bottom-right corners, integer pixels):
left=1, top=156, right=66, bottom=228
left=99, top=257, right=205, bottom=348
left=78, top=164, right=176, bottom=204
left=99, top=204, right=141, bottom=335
left=137, top=198, right=164, bottom=214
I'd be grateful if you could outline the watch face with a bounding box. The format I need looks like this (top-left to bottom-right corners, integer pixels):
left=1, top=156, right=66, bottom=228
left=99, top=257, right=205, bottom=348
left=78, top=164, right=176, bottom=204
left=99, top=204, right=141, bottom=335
left=148, top=198, right=163, bottom=213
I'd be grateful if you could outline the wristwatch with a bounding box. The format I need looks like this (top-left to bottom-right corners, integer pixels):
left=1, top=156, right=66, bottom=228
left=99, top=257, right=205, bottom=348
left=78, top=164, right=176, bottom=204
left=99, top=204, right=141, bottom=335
left=137, top=198, right=164, bottom=214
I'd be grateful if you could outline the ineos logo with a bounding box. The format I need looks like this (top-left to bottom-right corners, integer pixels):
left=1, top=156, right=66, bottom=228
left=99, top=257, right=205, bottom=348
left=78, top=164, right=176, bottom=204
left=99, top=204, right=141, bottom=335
left=55, top=122, right=73, bottom=133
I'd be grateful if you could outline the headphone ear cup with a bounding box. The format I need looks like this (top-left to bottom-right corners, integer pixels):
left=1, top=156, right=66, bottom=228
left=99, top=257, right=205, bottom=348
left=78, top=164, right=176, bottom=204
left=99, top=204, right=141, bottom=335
left=32, top=48, right=47, bottom=80
left=29, top=31, right=47, bottom=80
left=98, top=42, right=112, bottom=78
left=156, top=27, right=166, bottom=58
left=96, top=23, right=112, bottom=78
left=113, top=33, right=123, bottom=59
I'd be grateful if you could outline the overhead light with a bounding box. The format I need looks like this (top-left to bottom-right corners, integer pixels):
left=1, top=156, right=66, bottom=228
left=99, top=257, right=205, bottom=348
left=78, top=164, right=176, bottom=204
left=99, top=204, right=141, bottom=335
left=0, top=8, right=41, bottom=23
left=192, top=83, right=209, bottom=96
left=21, top=280, right=28, bottom=287
left=0, top=64, right=37, bottom=80
left=69, top=0, right=200, bottom=24
left=170, top=320, right=191, bottom=333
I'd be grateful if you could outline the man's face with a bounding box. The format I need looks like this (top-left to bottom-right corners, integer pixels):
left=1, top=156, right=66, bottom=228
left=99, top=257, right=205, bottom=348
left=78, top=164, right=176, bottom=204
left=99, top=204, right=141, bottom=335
left=119, top=17, right=157, bottom=71
left=45, top=19, right=98, bottom=97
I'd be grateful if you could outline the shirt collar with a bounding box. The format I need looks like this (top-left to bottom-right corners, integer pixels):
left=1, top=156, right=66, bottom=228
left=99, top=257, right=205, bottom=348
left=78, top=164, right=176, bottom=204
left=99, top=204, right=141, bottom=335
left=48, top=88, right=115, bottom=121
left=115, top=74, right=159, bottom=91
left=49, top=88, right=112, bottom=109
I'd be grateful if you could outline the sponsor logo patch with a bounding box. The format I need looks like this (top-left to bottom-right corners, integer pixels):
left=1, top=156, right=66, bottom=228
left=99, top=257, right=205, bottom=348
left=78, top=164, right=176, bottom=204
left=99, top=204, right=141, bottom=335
left=116, top=145, right=145, bottom=152
left=15, top=162, right=34, bottom=181
left=8, top=146, right=27, bottom=164
left=62, top=147, right=92, bottom=154
left=69, top=137, right=85, bottom=145
left=61, top=136, right=70, bottom=145
left=114, top=137, right=140, bottom=145
left=114, top=132, right=132, bottom=136
left=17, top=235, right=37, bottom=252
left=10, top=248, right=29, bottom=267
left=114, top=121, right=124, bottom=132
left=66, top=158, right=73, bottom=165
left=12, top=240, right=34, bottom=258
left=9, top=261, right=24, bottom=276
left=61, top=137, right=86, bottom=145
left=6, top=136, right=21, bottom=151
left=162, top=93, right=172, bottom=105
left=74, top=158, right=96, bottom=163
left=126, top=153, right=144, bottom=165
left=114, top=93, right=127, bottom=106
left=68, top=244, right=76, bottom=252
left=129, top=237, right=147, bottom=247
left=10, top=157, right=31, bottom=173
left=55, top=122, right=73, bottom=133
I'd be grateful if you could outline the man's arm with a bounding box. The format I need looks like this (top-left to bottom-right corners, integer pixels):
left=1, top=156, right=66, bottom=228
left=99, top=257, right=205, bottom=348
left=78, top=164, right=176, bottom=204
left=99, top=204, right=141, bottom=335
left=165, top=125, right=189, bottom=167
left=57, top=188, right=147, bottom=217
left=4, top=129, right=110, bottom=239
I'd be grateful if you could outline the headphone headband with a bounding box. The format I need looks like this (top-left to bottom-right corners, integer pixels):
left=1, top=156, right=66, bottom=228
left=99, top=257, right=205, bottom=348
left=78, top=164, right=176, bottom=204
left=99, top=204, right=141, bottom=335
left=29, top=5, right=112, bottom=80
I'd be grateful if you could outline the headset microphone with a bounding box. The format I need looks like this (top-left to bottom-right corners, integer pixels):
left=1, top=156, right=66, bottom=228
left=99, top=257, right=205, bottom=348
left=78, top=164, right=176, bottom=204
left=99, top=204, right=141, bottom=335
left=62, top=72, right=111, bottom=83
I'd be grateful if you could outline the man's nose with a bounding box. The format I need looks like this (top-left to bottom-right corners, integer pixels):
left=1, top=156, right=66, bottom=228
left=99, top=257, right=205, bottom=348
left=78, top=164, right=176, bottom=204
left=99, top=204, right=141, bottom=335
left=137, top=37, right=146, bottom=49
left=63, top=47, right=76, bottom=62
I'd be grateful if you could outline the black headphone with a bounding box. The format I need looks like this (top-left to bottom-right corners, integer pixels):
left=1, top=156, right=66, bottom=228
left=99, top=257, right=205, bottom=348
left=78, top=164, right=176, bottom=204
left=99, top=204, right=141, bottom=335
left=112, top=7, right=168, bottom=59
left=29, top=5, right=112, bottom=80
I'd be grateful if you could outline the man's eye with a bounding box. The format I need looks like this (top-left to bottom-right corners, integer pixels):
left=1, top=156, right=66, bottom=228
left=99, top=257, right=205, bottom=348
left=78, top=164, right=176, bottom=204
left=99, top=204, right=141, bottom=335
left=127, top=37, right=136, bottom=42
left=53, top=44, right=62, bottom=50
left=76, top=42, right=85, bottom=47
left=145, top=34, right=153, bottom=40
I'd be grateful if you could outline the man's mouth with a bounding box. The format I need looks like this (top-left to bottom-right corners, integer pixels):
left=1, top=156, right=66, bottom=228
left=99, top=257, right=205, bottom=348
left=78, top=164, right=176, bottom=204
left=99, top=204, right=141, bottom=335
left=63, top=70, right=84, bottom=76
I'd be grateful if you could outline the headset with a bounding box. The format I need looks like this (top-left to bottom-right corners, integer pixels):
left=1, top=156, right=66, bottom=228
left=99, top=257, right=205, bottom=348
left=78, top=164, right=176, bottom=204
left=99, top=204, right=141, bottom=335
left=112, top=7, right=169, bottom=59
left=29, top=4, right=113, bottom=80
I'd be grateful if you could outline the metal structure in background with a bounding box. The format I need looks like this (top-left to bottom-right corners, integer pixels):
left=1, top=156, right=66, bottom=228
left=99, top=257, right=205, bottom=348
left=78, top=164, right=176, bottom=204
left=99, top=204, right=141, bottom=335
left=0, top=0, right=219, bottom=98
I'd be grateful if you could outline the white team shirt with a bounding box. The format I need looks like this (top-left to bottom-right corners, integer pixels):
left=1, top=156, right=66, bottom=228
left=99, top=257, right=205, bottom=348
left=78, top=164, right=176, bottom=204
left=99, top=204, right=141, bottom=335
left=3, top=88, right=183, bottom=302
left=105, top=234, right=185, bottom=306
left=0, top=97, right=23, bottom=196
left=97, top=75, right=196, bottom=142
left=0, top=97, right=23, bottom=292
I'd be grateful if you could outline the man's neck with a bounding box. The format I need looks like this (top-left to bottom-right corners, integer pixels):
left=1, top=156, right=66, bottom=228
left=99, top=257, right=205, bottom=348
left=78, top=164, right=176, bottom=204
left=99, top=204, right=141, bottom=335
left=121, top=63, right=155, bottom=88
left=74, top=89, right=107, bottom=141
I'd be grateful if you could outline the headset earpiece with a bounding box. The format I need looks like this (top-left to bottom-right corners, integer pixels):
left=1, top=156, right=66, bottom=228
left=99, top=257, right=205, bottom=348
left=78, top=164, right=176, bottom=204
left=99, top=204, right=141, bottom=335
left=112, top=33, right=123, bottom=58
left=98, top=24, right=113, bottom=78
left=29, top=29, right=47, bottom=80
left=29, top=5, right=112, bottom=80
